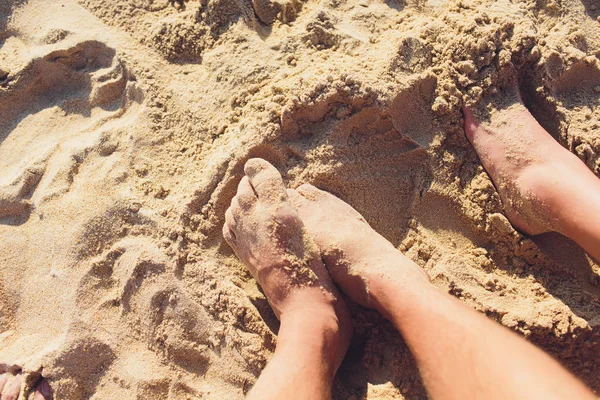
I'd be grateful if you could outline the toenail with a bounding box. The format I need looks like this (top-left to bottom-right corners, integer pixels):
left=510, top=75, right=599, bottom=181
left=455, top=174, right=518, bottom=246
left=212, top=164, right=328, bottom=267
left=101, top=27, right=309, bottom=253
left=244, top=158, right=269, bottom=175
left=40, top=379, right=53, bottom=397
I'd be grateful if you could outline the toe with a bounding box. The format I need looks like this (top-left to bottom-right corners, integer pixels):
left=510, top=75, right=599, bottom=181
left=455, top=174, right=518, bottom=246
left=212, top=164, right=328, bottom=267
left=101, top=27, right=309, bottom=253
left=244, top=158, right=287, bottom=203
left=222, top=224, right=236, bottom=244
left=223, top=208, right=237, bottom=244
left=462, top=107, right=479, bottom=143
left=297, top=184, right=367, bottom=222
left=286, top=188, right=300, bottom=200
left=0, top=374, right=7, bottom=394
left=225, top=207, right=237, bottom=227
left=33, top=379, right=52, bottom=400
left=2, top=375, right=21, bottom=400
left=296, top=183, right=327, bottom=201
left=235, top=176, right=257, bottom=210
left=286, top=188, right=309, bottom=208
left=230, top=196, right=243, bottom=217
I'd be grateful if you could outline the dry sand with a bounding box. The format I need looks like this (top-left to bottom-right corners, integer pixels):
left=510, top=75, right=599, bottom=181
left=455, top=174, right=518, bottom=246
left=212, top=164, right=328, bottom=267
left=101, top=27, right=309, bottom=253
left=1, top=0, right=599, bottom=398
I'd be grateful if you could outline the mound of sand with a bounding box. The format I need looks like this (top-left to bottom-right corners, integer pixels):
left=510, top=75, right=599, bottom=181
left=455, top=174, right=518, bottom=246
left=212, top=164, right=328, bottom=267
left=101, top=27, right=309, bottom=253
left=1, top=0, right=599, bottom=398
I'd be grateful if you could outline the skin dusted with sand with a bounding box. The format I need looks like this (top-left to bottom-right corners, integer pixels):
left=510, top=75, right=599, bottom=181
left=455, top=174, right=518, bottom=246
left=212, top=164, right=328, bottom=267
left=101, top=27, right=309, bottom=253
left=464, top=83, right=600, bottom=261
left=2, top=0, right=600, bottom=397
left=224, top=157, right=596, bottom=400
left=223, top=158, right=353, bottom=399
left=287, top=184, right=430, bottom=312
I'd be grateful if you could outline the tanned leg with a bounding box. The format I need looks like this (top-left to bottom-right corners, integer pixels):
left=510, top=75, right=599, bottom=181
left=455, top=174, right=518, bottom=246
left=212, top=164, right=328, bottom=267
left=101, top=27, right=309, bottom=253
left=464, top=79, right=600, bottom=261
left=289, top=183, right=596, bottom=400
left=222, top=159, right=352, bottom=400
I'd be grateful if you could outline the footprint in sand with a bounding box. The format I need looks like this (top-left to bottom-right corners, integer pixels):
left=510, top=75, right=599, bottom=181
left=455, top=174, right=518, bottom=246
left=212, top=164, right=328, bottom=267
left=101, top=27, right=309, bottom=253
left=76, top=238, right=216, bottom=376
left=0, top=33, right=142, bottom=222
left=77, top=237, right=169, bottom=311
left=46, top=336, right=116, bottom=400
left=0, top=39, right=135, bottom=132
left=148, top=286, right=214, bottom=374
left=0, top=160, right=45, bottom=219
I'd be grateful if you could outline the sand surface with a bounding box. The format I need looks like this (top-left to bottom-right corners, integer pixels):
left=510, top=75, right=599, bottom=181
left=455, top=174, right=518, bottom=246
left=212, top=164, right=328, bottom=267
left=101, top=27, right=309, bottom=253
left=1, top=0, right=600, bottom=398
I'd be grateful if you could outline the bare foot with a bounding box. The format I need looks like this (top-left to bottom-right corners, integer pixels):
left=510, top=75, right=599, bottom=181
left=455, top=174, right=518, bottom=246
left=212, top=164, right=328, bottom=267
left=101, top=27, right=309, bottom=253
left=223, top=158, right=352, bottom=367
left=0, top=369, right=52, bottom=400
left=287, top=184, right=430, bottom=311
left=463, top=82, right=596, bottom=236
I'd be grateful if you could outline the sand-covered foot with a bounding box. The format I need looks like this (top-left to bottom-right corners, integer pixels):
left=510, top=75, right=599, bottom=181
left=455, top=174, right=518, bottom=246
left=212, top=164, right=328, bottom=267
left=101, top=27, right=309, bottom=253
left=223, top=158, right=352, bottom=366
left=0, top=371, right=52, bottom=400
left=287, top=184, right=429, bottom=309
left=463, top=82, right=593, bottom=236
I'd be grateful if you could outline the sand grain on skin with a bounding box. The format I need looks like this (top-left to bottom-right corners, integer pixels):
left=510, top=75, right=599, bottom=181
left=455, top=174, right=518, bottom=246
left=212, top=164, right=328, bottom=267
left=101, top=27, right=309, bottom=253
left=1, top=0, right=600, bottom=398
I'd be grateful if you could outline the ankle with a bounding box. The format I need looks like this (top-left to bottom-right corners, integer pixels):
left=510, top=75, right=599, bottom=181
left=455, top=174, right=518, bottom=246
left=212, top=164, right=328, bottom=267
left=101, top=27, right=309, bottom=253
left=280, top=303, right=341, bottom=336
left=278, top=286, right=338, bottom=317
left=517, top=153, right=598, bottom=235
left=278, top=300, right=342, bottom=371
left=372, top=275, right=437, bottom=326
left=365, top=251, right=433, bottom=319
left=542, top=161, right=600, bottom=240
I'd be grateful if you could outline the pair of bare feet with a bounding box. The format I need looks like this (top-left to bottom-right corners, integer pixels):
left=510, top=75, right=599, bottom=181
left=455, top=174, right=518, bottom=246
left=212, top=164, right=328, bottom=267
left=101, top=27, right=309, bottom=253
left=4, top=81, right=598, bottom=399
left=0, top=371, right=51, bottom=400
left=223, top=80, right=600, bottom=398
left=223, top=157, right=432, bottom=370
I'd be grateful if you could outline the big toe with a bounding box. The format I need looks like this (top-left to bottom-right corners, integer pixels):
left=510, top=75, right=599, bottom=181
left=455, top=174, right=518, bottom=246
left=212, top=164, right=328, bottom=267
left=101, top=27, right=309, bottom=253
left=287, top=187, right=325, bottom=225
left=297, top=184, right=366, bottom=222
left=296, top=183, right=327, bottom=201
left=244, top=158, right=287, bottom=203
left=286, top=188, right=309, bottom=207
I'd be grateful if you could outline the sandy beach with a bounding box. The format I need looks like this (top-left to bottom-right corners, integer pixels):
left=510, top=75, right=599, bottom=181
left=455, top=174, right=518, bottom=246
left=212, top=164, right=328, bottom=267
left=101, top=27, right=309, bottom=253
left=1, top=0, right=599, bottom=398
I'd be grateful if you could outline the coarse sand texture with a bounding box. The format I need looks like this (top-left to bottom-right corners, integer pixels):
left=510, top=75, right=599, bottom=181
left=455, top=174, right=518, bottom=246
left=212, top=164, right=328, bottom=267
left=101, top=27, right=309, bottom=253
left=1, top=0, right=600, bottom=398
